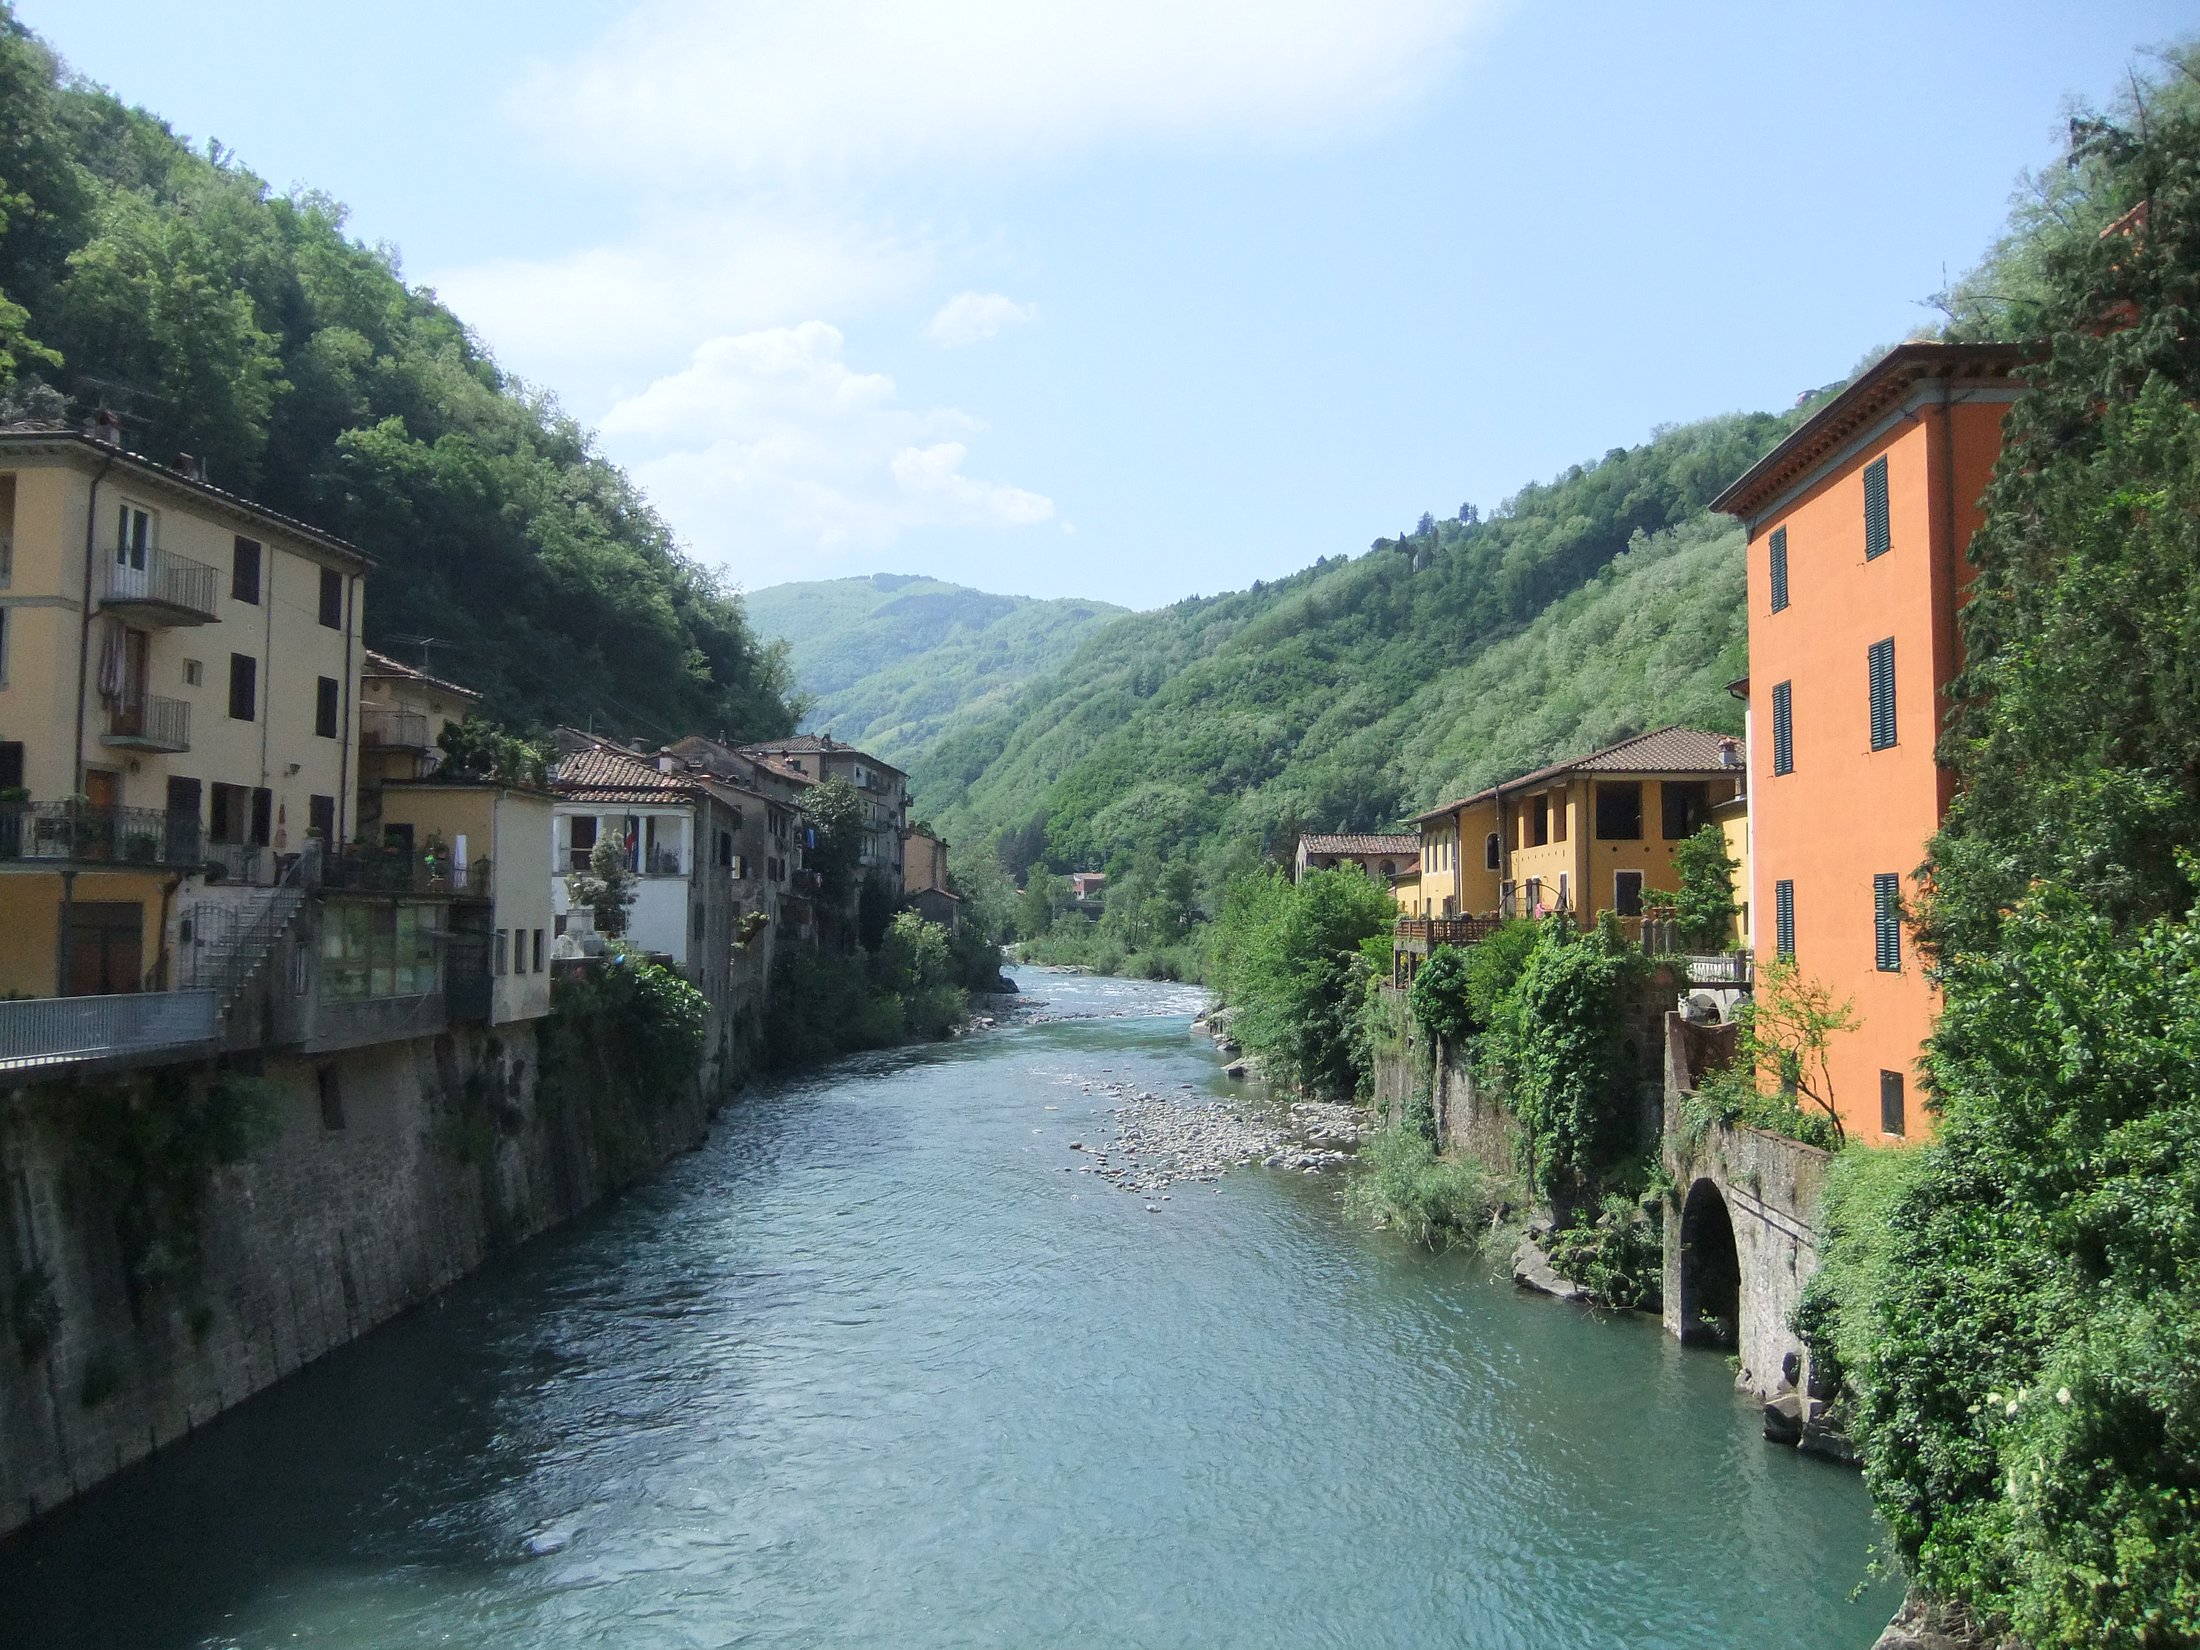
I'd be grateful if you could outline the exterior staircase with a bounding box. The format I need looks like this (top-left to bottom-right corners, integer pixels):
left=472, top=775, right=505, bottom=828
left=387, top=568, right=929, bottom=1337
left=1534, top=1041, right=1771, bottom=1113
left=175, top=856, right=309, bottom=1018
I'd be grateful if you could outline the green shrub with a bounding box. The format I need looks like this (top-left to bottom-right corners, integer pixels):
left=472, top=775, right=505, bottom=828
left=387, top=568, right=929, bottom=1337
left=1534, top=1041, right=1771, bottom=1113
left=1207, top=865, right=1396, bottom=1099
left=1486, top=918, right=1642, bottom=1199
left=1546, top=1191, right=1662, bottom=1310
left=1344, top=1109, right=1495, bottom=1247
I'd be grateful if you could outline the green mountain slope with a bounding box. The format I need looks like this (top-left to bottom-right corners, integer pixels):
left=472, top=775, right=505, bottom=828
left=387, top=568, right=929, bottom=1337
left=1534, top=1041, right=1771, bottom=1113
left=0, top=13, right=792, bottom=742
left=745, top=574, right=1122, bottom=764
left=914, top=413, right=1789, bottom=878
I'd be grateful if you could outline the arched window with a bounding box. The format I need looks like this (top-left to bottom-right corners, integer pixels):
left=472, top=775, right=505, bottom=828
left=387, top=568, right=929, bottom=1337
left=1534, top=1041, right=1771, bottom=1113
left=1484, top=832, right=1500, bottom=870
left=1379, top=860, right=1394, bottom=876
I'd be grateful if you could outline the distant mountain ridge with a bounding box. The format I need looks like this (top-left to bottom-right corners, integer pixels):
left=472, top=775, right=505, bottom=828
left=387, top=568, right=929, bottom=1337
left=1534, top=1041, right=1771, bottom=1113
left=904, top=410, right=1806, bottom=880
left=743, top=575, right=1126, bottom=766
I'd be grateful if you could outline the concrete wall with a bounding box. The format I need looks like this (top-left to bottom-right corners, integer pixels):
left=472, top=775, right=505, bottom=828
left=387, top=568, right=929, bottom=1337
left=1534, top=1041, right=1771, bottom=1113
left=0, top=1020, right=710, bottom=1536
left=1659, top=1011, right=1831, bottom=1403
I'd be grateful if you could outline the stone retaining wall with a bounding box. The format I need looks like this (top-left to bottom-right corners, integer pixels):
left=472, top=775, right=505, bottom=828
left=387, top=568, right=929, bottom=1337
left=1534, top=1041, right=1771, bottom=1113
left=0, top=1024, right=709, bottom=1537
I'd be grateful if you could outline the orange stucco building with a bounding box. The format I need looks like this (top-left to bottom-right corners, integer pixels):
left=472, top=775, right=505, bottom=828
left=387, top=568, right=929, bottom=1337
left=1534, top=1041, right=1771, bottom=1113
left=1712, top=342, right=2025, bottom=1143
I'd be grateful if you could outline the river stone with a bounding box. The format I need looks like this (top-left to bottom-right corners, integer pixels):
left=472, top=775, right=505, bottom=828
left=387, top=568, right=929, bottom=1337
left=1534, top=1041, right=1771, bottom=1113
left=1799, top=1409, right=1860, bottom=1466
left=1870, top=1596, right=1979, bottom=1650
left=1510, top=1238, right=1588, bottom=1304
left=1762, top=1390, right=1806, bottom=1446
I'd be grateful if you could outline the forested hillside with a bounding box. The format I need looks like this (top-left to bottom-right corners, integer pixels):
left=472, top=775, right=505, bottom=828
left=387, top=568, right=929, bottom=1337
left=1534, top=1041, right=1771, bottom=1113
left=745, top=574, right=1121, bottom=764
left=0, top=11, right=793, bottom=741
left=916, top=413, right=1791, bottom=879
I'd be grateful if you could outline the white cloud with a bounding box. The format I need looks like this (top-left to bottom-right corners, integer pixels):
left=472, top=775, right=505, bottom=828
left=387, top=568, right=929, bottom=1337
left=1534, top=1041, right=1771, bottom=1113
left=429, top=207, right=937, bottom=400
left=515, top=0, right=1494, bottom=183
left=597, top=322, right=1055, bottom=578
left=926, top=290, right=1037, bottom=348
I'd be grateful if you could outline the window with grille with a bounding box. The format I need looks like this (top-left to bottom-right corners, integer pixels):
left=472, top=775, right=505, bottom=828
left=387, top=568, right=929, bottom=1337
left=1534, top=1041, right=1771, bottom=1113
left=1775, top=878, right=1795, bottom=959
left=1769, top=525, right=1789, bottom=611
left=1771, top=681, right=1793, bottom=774
left=1874, top=872, right=1902, bottom=971
left=1868, top=637, right=1896, bottom=750
left=1864, top=456, right=1891, bottom=559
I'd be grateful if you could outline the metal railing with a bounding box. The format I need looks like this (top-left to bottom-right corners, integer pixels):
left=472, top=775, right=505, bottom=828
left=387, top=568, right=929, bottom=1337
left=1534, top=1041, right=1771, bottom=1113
left=0, top=800, right=203, bottom=867
left=317, top=844, right=493, bottom=900
left=102, top=694, right=191, bottom=751
left=178, top=855, right=308, bottom=1013
left=361, top=707, right=431, bottom=751
left=1393, top=916, right=1508, bottom=949
left=98, top=546, right=220, bottom=621
left=0, top=989, right=218, bottom=1073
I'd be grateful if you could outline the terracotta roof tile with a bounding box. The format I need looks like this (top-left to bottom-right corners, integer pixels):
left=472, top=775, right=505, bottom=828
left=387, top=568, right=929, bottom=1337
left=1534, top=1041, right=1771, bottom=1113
left=362, top=648, right=481, bottom=702
left=550, top=741, right=700, bottom=801
left=1412, top=726, right=1742, bottom=821
left=1301, top=832, right=1421, bottom=856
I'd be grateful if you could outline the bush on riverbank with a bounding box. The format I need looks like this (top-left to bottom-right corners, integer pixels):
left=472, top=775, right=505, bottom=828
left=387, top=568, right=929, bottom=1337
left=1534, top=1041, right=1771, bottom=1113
left=1207, top=865, right=1396, bottom=1100
left=764, top=912, right=981, bottom=1070
left=1344, top=1102, right=1497, bottom=1247
left=1017, top=923, right=1205, bottom=983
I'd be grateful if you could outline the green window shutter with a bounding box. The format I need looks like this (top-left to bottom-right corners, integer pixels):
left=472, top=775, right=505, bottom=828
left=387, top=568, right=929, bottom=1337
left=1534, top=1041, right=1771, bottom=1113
left=1864, top=456, right=1891, bottom=559
left=1868, top=638, right=1896, bottom=750
left=1771, top=680, right=1794, bottom=775
left=1769, top=526, right=1789, bottom=612
left=1775, top=879, right=1796, bottom=960
left=1874, top=871, right=1901, bottom=970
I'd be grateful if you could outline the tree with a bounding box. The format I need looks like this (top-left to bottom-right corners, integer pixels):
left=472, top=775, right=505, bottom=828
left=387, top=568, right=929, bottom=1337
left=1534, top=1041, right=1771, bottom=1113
left=1670, top=823, right=1739, bottom=951
left=804, top=776, right=866, bottom=901
left=436, top=720, right=548, bottom=787
left=566, top=835, right=637, bottom=938
left=1686, top=957, right=1853, bottom=1150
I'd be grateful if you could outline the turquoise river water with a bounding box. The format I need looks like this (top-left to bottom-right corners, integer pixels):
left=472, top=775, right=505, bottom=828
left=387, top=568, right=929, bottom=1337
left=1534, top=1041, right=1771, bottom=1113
left=0, top=970, right=1895, bottom=1648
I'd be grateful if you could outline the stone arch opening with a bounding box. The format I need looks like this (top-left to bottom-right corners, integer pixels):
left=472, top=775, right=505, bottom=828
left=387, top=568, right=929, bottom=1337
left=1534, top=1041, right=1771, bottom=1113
left=1678, top=1178, right=1741, bottom=1348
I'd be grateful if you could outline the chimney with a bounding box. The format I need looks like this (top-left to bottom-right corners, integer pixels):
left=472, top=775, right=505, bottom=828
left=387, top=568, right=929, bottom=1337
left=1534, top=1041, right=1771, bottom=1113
left=657, top=748, right=678, bottom=774
left=87, top=409, right=123, bottom=448
left=175, top=452, right=206, bottom=482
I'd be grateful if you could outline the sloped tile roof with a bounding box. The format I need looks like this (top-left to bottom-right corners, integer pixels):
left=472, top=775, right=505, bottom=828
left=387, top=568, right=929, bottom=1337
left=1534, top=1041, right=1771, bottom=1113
left=740, top=734, right=906, bottom=776
left=1302, top=832, right=1421, bottom=856
left=1413, top=726, right=1742, bottom=822
left=550, top=740, right=700, bottom=802
left=362, top=648, right=481, bottom=701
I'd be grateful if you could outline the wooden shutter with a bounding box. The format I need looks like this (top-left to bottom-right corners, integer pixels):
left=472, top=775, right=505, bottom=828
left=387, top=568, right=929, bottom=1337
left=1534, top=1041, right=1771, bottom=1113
left=1874, top=872, right=1901, bottom=971
left=1868, top=638, right=1896, bottom=750
left=1768, top=525, right=1789, bottom=612
left=1864, top=457, right=1891, bottom=559
left=1771, top=681, right=1793, bottom=775
left=1775, top=878, right=1795, bottom=959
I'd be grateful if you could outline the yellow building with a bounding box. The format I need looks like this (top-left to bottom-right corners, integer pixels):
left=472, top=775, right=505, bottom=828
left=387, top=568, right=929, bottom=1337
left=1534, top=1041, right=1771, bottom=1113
left=1409, top=728, right=1744, bottom=926
left=358, top=649, right=479, bottom=791
left=0, top=428, right=366, bottom=1002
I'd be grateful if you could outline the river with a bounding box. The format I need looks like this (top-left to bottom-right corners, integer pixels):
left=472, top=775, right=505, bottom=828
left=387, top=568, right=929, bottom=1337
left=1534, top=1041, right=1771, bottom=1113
left=0, top=970, right=1894, bottom=1649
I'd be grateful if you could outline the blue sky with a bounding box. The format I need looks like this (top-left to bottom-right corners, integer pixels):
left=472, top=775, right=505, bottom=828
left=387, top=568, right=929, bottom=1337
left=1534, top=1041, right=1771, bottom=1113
left=20, top=1, right=2193, bottom=609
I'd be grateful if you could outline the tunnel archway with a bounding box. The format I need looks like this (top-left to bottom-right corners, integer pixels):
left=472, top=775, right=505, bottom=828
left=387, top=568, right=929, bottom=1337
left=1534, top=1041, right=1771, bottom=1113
left=1678, top=1179, right=1741, bottom=1348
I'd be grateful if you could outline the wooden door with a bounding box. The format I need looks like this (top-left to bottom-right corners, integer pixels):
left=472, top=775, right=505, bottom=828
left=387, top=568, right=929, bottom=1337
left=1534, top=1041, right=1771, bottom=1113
left=64, top=901, right=143, bottom=996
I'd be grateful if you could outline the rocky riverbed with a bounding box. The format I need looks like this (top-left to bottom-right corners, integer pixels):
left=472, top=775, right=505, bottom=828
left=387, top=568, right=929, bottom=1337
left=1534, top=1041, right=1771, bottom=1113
left=1060, top=1077, right=1367, bottom=1201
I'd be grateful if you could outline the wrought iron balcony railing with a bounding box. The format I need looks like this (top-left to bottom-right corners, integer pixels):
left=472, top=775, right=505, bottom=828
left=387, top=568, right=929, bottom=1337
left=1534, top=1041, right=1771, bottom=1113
left=0, top=800, right=203, bottom=867
left=361, top=707, right=432, bottom=752
left=98, top=545, right=220, bottom=624
left=101, top=694, right=191, bottom=752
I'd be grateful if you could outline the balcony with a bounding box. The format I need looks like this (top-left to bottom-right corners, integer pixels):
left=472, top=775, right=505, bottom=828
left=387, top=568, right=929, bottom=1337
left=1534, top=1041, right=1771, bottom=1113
left=101, top=694, right=191, bottom=753
left=317, top=841, right=493, bottom=901
left=0, top=989, right=218, bottom=1074
left=361, top=707, right=432, bottom=753
left=98, top=546, right=220, bottom=626
left=0, top=800, right=203, bottom=868
left=1393, top=915, right=1508, bottom=955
